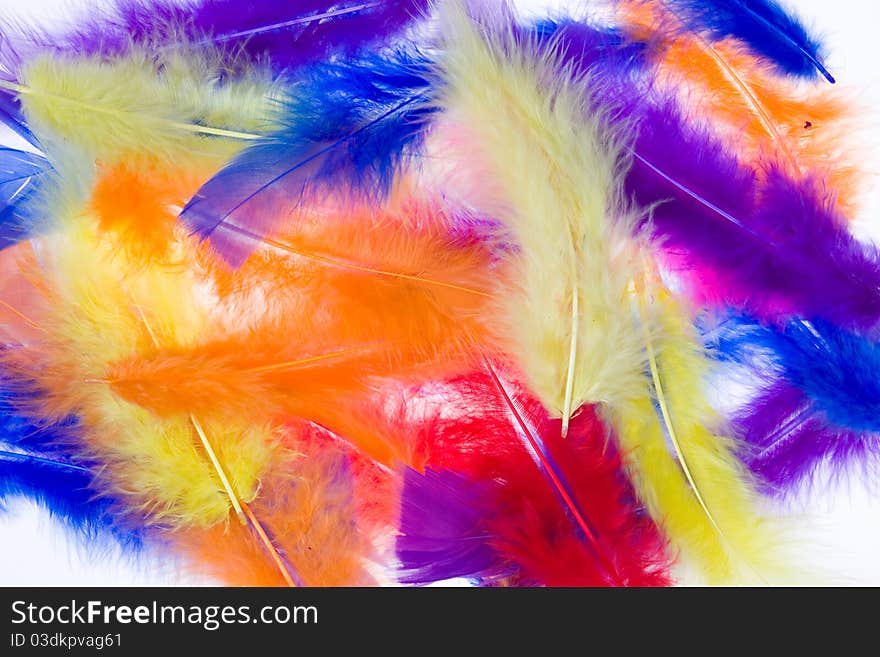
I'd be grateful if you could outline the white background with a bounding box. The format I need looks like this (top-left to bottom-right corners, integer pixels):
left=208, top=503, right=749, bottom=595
left=0, top=0, right=878, bottom=585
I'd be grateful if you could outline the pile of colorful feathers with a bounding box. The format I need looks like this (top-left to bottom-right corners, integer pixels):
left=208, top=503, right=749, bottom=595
left=0, top=0, right=877, bottom=587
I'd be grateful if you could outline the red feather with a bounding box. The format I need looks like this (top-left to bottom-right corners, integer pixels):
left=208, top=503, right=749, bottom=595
left=400, top=370, right=673, bottom=587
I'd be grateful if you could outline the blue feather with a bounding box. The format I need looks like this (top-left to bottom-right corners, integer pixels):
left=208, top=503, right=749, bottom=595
left=713, top=316, right=880, bottom=433
left=180, top=49, right=435, bottom=267
left=0, top=92, right=49, bottom=249
left=706, top=315, right=880, bottom=491
left=0, top=374, right=144, bottom=546
left=180, top=17, right=646, bottom=268
left=0, top=91, right=36, bottom=145
left=0, top=451, right=141, bottom=544
left=664, top=0, right=834, bottom=82
left=0, top=146, right=50, bottom=249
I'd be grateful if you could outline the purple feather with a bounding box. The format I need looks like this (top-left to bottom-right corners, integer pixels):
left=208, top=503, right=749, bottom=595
left=1, top=0, right=429, bottom=74
left=622, top=96, right=880, bottom=331
left=396, top=468, right=502, bottom=584
left=732, top=382, right=879, bottom=495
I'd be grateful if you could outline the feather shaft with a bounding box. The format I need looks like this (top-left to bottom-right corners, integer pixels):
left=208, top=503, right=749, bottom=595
left=240, top=500, right=299, bottom=587
left=484, top=361, right=606, bottom=563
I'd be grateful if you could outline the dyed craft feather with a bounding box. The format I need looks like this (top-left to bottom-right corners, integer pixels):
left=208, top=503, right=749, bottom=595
left=710, top=316, right=880, bottom=493
left=0, top=450, right=143, bottom=545
left=398, top=372, right=672, bottom=586
left=0, top=221, right=279, bottom=528
left=181, top=49, right=435, bottom=266
left=0, top=375, right=139, bottom=545
left=0, top=158, right=373, bottom=584
left=177, top=421, right=375, bottom=586
left=432, top=1, right=776, bottom=583
left=182, top=15, right=648, bottom=268
left=623, top=94, right=880, bottom=330
left=654, top=0, right=834, bottom=81
left=0, top=147, right=50, bottom=249
left=9, top=47, right=274, bottom=169
left=114, top=195, right=497, bottom=467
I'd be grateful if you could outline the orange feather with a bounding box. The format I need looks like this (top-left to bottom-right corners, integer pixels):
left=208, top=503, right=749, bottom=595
left=90, top=156, right=218, bottom=263
left=620, top=1, right=861, bottom=216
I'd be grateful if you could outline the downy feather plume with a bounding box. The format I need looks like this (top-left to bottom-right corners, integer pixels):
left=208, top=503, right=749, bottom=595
left=0, top=450, right=148, bottom=549
left=89, top=157, right=218, bottom=264
left=0, top=372, right=145, bottom=547
left=0, top=170, right=279, bottom=528
left=181, top=49, right=435, bottom=266
left=710, top=315, right=880, bottom=493
left=398, top=372, right=672, bottom=586
left=623, top=94, right=880, bottom=331
left=0, top=240, right=52, bottom=345
left=651, top=0, right=834, bottom=82
left=432, top=1, right=777, bottom=582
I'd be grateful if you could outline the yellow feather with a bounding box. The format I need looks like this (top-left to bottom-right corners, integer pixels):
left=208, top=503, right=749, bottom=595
left=615, top=285, right=782, bottom=583
left=15, top=47, right=274, bottom=167
left=434, top=2, right=780, bottom=583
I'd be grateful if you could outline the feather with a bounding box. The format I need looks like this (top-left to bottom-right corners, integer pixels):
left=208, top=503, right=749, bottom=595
left=432, top=2, right=776, bottom=582
left=0, top=451, right=146, bottom=546
left=0, top=370, right=144, bottom=546
left=180, top=49, right=434, bottom=267
left=398, top=372, right=672, bottom=586
left=1, top=0, right=429, bottom=73
left=653, top=0, right=834, bottom=82
left=624, top=95, right=880, bottom=331
left=617, top=2, right=858, bottom=215
left=710, top=315, right=880, bottom=493
left=89, top=157, right=215, bottom=264
left=0, top=240, right=53, bottom=345
left=7, top=48, right=274, bottom=167
left=181, top=15, right=647, bottom=268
